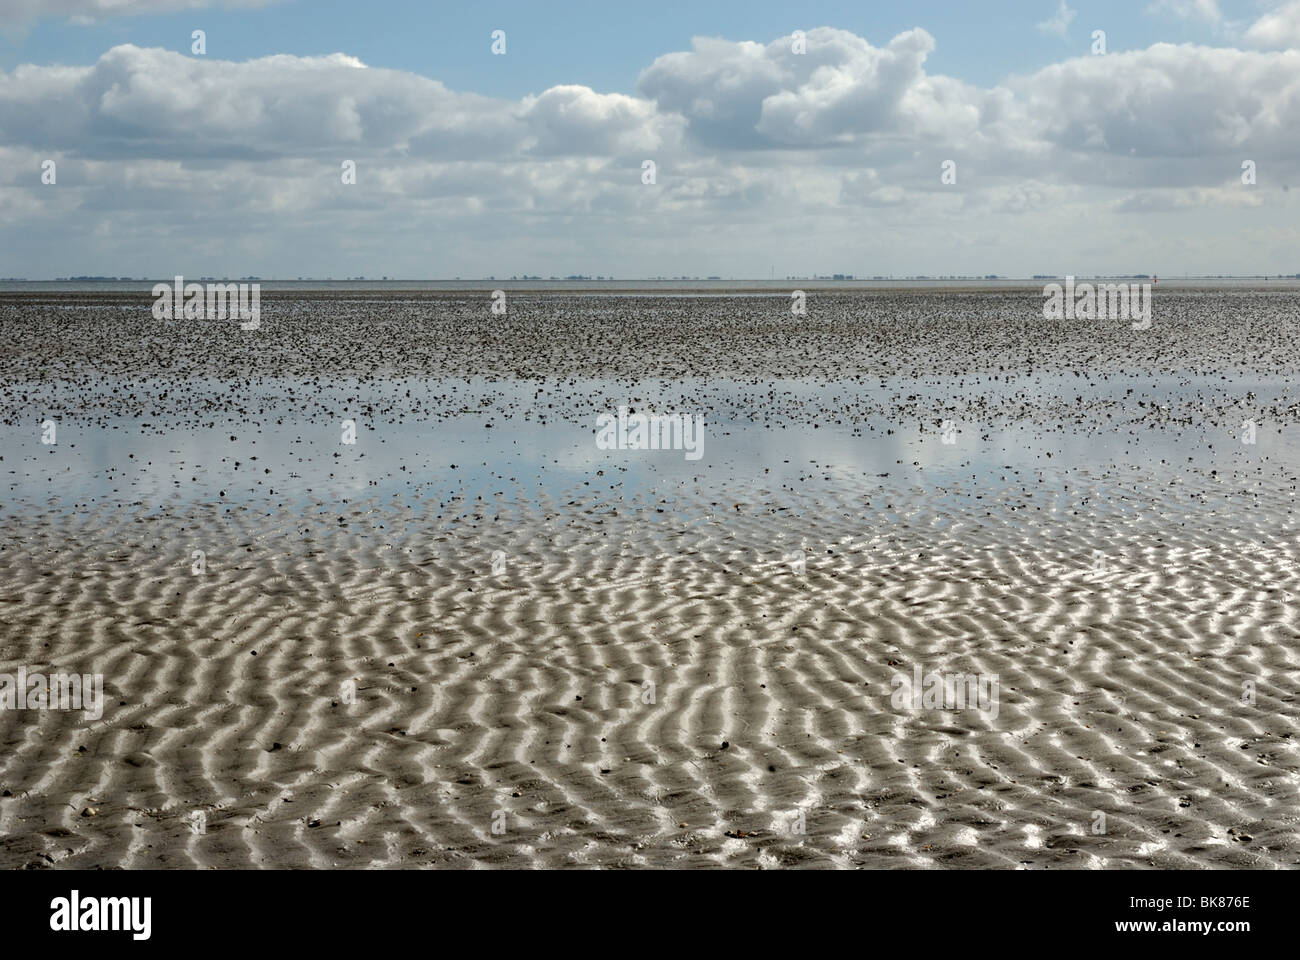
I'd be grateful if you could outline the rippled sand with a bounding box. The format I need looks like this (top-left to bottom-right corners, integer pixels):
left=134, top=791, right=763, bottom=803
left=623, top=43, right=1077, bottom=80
left=1, top=288, right=1297, bottom=868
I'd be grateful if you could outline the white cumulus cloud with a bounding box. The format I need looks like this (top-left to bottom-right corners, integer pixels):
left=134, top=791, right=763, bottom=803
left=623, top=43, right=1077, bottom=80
left=1245, top=1, right=1300, bottom=47
left=1, top=28, right=1298, bottom=278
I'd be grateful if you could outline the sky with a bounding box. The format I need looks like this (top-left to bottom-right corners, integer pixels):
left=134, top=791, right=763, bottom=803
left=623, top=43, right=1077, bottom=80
left=1, top=0, right=1298, bottom=279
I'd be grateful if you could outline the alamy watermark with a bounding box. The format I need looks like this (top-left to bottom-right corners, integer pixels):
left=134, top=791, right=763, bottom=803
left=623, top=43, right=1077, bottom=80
left=152, top=276, right=260, bottom=330
left=1042, top=276, right=1151, bottom=330
left=50, top=890, right=150, bottom=940
left=0, top=667, right=104, bottom=720
left=890, top=664, right=999, bottom=720
left=596, top=406, right=704, bottom=461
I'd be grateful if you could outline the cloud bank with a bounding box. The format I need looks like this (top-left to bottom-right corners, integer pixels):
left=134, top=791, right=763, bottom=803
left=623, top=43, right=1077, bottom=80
left=1, top=22, right=1297, bottom=278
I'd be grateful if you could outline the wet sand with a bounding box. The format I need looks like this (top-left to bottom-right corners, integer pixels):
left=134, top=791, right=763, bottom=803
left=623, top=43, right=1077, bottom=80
left=0, top=288, right=1297, bottom=868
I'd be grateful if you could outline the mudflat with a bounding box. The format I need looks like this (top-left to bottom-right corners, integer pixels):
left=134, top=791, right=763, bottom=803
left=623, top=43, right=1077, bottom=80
left=0, top=287, right=1296, bottom=868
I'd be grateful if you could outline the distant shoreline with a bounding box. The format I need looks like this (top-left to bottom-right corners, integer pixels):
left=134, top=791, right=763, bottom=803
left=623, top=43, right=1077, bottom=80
left=4, top=275, right=1300, bottom=296
left=5, top=275, right=1300, bottom=283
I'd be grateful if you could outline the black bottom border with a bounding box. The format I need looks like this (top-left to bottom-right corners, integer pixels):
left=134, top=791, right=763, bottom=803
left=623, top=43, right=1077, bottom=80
left=0, top=868, right=1282, bottom=946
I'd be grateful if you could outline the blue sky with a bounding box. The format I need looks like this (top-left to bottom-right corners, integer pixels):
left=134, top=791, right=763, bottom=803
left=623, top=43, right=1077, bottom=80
left=2, top=1, right=1260, bottom=93
left=1, top=1, right=1297, bottom=278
